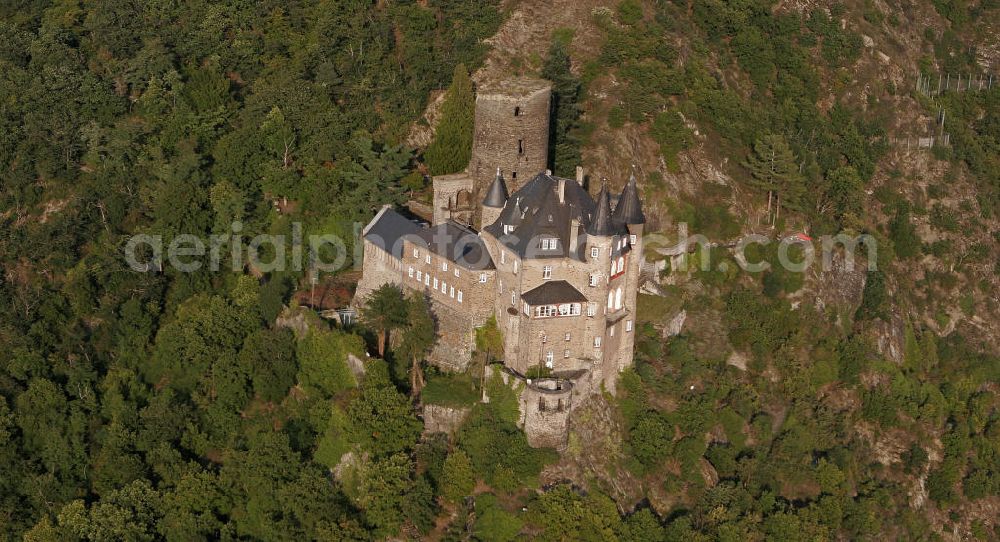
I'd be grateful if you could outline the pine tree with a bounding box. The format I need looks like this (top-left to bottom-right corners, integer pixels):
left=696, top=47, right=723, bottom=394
left=744, top=134, right=801, bottom=226
left=424, top=64, right=474, bottom=175
left=359, top=284, right=408, bottom=358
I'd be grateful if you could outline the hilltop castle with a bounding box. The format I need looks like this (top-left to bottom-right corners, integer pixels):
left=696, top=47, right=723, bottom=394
left=354, top=77, right=645, bottom=448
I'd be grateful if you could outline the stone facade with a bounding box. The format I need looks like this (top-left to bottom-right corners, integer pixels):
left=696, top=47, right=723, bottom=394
left=432, top=77, right=551, bottom=229
left=354, top=77, right=647, bottom=448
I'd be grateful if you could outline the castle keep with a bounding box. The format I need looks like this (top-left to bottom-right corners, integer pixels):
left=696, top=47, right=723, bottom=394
left=354, top=77, right=645, bottom=448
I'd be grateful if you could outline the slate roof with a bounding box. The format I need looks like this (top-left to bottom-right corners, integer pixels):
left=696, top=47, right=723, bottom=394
left=612, top=172, right=645, bottom=226
left=484, top=172, right=628, bottom=260
left=364, top=208, right=495, bottom=270
left=588, top=182, right=615, bottom=236
left=363, top=207, right=423, bottom=258
left=482, top=169, right=509, bottom=208
left=521, top=280, right=588, bottom=306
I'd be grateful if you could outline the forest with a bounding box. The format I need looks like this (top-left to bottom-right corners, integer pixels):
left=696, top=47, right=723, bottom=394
left=2, top=0, right=1000, bottom=540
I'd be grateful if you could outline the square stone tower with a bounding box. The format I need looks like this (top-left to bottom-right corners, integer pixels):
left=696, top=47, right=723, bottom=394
left=432, top=77, right=552, bottom=228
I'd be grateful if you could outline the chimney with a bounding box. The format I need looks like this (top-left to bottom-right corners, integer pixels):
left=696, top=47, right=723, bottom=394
left=569, top=218, right=580, bottom=256
left=558, top=178, right=565, bottom=203
left=575, top=165, right=584, bottom=184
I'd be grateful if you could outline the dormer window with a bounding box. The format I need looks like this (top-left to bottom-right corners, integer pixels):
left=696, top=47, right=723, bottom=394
left=540, top=238, right=558, bottom=250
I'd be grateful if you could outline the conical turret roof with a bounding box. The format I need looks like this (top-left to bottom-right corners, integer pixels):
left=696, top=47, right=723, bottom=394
left=612, top=171, right=645, bottom=225
left=482, top=168, right=509, bottom=208
left=587, top=181, right=615, bottom=236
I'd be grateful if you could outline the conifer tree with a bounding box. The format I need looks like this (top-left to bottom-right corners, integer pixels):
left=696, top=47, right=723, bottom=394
left=398, top=293, right=436, bottom=397
left=744, top=134, right=801, bottom=226
left=542, top=39, right=582, bottom=177
left=424, top=64, right=474, bottom=175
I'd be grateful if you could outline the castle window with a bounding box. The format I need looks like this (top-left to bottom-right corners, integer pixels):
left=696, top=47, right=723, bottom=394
left=511, top=292, right=517, bottom=305
left=626, top=320, right=633, bottom=332
left=408, top=267, right=414, bottom=278
left=615, top=287, right=623, bottom=310
left=513, top=260, right=519, bottom=274
left=450, top=286, right=454, bottom=298
left=564, top=349, right=570, bottom=358
left=512, top=172, right=517, bottom=180
left=442, top=262, right=448, bottom=272
left=590, top=247, right=599, bottom=259
left=589, top=274, right=599, bottom=287
left=542, top=266, right=552, bottom=280
left=594, top=337, right=602, bottom=348
left=433, top=278, right=438, bottom=289
left=564, top=332, right=571, bottom=341
left=610, top=325, right=615, bottom=337
left=630, top=234, right=638, bottom=245
left=542, top=333, right=547, bottom=343
left=441, top=281, right=447, bottom=294
left=514, top=106, right=520, bottom=116
left=518, top=139, right=523, bottom=155
left=457, top=291, right=463, bottom=303
left=479, top=273, right=487, bottom=283
left=413, top=248, right=419, bottom=258
left=425, top=254, right=431, bottom=264
left=587, top=303, right=596, bottom=316
left=545, top=351, right=554, bottom=368
left=454, top=269, right=459, bottom=277
left=523, top=301, right=529, bottom=315
left=500, top=252, right=506, bottom=264
left=540, top=238, right=558, bottom=250
left=618, top=256, right=625, bottom=273
left=424, top=274, right=430, bottom=286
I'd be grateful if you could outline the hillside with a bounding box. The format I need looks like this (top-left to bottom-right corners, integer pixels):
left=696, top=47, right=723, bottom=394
left=0, top=0, right=998, bottom=540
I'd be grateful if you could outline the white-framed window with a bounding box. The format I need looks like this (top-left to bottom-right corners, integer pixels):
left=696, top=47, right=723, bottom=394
left=545, top=351, right=554, bottom=368
left=594, top=337, right=602, bottom=348
left=618, top=256, right=625, bottom=274
left=511, top=292, right=516, bottom=305
left=449, top=286, right=454, bottom=298
left=408, top=267, right=414, bottom=278
left=610, top=260, right=616, bottom=275
left=607, top=292, right=613, bottom=307
left=533, top=303, right=581, bottom=318
left=542, top=266, right=552, bottom=279
left=589, top=274, right=599, bottom=287
left=454, top=269, right=459, bottom=277
left=479, top=273, right=487, bottom=283
left=564, top=332, right=571, bottom=342
left=413, top=248, right=419, bottom=258
left=587, top=303, right=596, bottom=316
left=500, top=252, right=506, bottom=264
left=442, top=262, right=448, bottom=271
left=523, top=301, right=530, bottom=315
left=441, top=281, right=447, bottom=294
left=425, top=254, right=431, bottom=264
left=615, top=287, right=623, bottom=310
left=590, top=247, right=599, bottom=259
left=513, top=260, right=519, bottom=274
left=610, top=325, right=615, bottom=337
left=541, top=333, right=548, bottom=343
left=457, top=291, right=463, bottom=303
left=563, top=349, right=570, bottom=358
left=630, top=234, right=637, bottom=245
left=433, top=278, right=438, bottom=289
left=540, top=238, right=559, bottom=250
left=626, top=320, right=633, bottom=332
left=424, top=274, right=430, bottom=286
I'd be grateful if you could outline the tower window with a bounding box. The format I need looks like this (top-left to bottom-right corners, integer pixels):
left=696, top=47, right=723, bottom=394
left=512, top=172, right=517, bottom=180
left=479, top=273, right=487, bottom=283
left=518, top=139, right=523, bottom=155
left=590, top=247, right=599, bottom=259
left=514, top=106, right=520, bottom=116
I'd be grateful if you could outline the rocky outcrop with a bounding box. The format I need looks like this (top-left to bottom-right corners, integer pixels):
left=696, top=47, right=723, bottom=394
left=422, top=404, right=470, bottom=435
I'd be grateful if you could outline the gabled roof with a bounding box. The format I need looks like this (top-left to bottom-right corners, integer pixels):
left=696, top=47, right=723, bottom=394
left=484, top=172, right=613, bottom=260
left=612, top=172, right=645, bottom=226
left=414, top=221, right=495, bottom=270
left=364, top=208, right=494, bottom=270
left=363, top=207, right=423, bottom=258
left=521, top=280, right=588, bottom=306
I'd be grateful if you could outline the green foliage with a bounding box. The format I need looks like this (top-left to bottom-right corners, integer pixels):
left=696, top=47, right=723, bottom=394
left=855, top=270, right=887, bottom=321
left=421, top=372, right=480, bottom=407
left=542, top=40, right=583, bottom=177
left=424, top=64, right=474, bottom=175
left=457, top=396, right=555, bottom=490
left=347, top=367, right=422, bottom=458
left=359, top=283, right=408, bottom=357
left=650, top=110, right=693, bottom=171
left=296, top=326, right=361, bottom=397
left=441, top=450, right=476, bottom=503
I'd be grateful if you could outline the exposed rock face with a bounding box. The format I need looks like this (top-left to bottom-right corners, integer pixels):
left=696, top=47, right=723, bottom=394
left=422, top=404, right=471, bottom=435
left=663, top=309, right=686, bottom=337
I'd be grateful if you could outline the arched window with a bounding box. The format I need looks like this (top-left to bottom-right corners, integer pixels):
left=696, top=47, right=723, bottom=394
left=607, top=291, right=613, bottom=307
left=618, top=256, right=624, bottom=273
left=615, top=287, right=623, bottom=310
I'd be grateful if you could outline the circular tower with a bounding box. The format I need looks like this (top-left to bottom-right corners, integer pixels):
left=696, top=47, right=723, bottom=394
left=469, top=77, right=551, bottom=196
